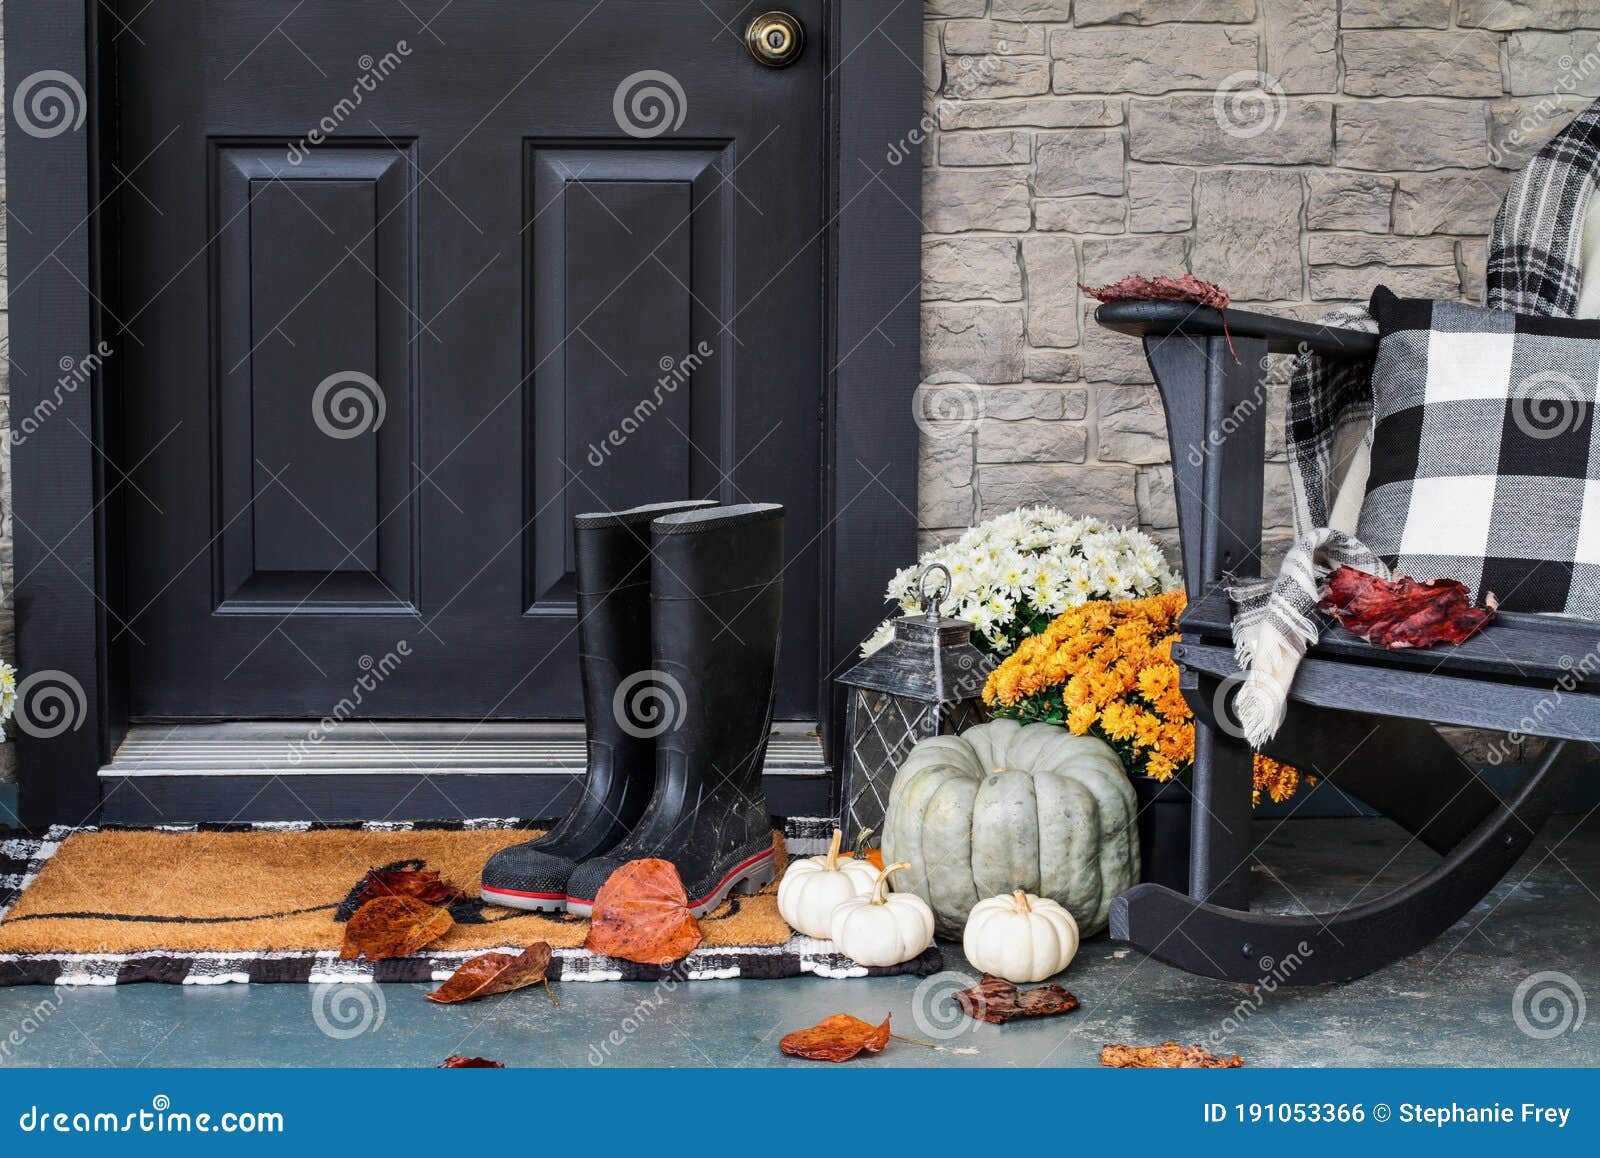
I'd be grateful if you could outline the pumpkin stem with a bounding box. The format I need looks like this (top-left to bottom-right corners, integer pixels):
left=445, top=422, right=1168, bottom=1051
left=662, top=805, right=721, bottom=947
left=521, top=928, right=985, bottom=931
left=824, top=828, right=843, bottom=871
left=872, top=861, right=911, bottom=905
left=1013, top=889, right=1031, bottom=913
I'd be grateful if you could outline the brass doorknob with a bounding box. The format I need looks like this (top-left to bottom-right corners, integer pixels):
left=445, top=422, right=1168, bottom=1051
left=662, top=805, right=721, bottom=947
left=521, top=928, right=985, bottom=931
left=746, top=11, right=804, bottom=68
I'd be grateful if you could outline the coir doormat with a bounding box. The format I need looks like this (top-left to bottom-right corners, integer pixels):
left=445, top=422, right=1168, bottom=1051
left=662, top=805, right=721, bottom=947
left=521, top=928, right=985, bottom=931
left=0, top=818, right=941, bottom=986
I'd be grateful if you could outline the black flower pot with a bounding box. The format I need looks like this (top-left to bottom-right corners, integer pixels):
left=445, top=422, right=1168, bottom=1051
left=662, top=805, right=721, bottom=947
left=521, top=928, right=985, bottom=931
left=1131, top=775, right=1190, bottom=893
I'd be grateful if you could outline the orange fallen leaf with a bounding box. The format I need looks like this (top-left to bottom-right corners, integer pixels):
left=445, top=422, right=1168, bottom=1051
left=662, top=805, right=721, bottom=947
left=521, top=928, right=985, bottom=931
left=440, top=1056, right=504, bottom=1068
left=584, top=859, right=703, bottom=966
left=1100, top=1042, right=1244, bottom=1069
left=359, top=867, right=465, bottom=907
left=779, top=1014, right=892, bottom=1062
left=427, top=942, right=555, bottom=1005
left=339, top=896, right=454, bottom=961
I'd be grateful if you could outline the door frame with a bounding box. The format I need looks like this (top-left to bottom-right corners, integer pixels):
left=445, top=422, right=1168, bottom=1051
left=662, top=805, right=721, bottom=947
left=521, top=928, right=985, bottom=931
left=4, top=1, right=924, bottom=828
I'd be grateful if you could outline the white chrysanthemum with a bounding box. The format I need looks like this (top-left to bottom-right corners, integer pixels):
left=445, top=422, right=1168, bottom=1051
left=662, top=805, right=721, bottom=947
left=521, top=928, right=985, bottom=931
left=861, top=505, right=1178, bottom=654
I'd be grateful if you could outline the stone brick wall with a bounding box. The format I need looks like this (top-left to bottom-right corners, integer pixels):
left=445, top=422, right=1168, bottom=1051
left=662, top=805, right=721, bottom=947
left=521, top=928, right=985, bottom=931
left=918, top=0, right=1595, bottom=563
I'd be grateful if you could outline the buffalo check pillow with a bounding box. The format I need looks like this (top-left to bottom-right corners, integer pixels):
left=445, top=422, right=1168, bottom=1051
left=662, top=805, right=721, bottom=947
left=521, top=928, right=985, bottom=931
left=1358, top=285, right=1600, bottom=618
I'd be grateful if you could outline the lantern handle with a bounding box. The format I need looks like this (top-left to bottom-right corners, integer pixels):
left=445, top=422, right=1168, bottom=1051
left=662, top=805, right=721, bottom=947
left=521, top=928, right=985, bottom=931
left=918, top=563, right=952, bottom=619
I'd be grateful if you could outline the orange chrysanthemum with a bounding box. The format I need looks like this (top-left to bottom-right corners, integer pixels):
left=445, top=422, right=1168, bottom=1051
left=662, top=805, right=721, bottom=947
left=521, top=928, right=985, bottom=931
left=983, top=591, right=1302, bottom=807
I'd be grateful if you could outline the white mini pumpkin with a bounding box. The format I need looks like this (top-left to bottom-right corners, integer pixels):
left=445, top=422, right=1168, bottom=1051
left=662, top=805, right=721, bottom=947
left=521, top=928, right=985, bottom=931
left=777, top=829, right=880, bottom=939
left=829, top=862, right=935, bottom=967
left=963, top=889, right=1080, bottom=983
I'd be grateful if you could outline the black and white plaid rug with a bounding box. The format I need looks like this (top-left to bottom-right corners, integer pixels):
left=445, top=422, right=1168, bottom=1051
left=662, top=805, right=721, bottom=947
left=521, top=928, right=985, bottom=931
left=0, top=817, right=942, bottom=987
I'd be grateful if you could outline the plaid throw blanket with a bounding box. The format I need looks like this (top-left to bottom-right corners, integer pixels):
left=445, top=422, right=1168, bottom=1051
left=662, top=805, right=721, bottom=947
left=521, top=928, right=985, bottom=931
left=1229, top=98, right=1600, bottom=746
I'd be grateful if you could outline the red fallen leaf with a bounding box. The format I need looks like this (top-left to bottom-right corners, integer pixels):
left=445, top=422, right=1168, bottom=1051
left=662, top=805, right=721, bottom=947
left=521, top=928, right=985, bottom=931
left=427, top=943, right=556, bottom=1005
left=583, top=859, right=703, bottom=966
left=779, top=1014, right=892, bottom=1062
left=339, top=896, right=454, bottom=961
left=1081, top=274, right=1237, bottom=360
left=955, top=974, right=1079, bottom=1024
left=1320, top=566, right=1497, bottom=650
left=1101, top=1042, right=1244, bottom=1069
left=440, top=1056, right=505, bottom=1068
left=359, top=867, right=465, bottom=907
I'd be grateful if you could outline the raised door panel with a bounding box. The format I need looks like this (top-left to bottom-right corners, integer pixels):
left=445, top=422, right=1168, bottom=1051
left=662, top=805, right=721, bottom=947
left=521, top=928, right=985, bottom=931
left=213, top=144, right=416, bottom=612
left=526, top=146, right=729, bottom=606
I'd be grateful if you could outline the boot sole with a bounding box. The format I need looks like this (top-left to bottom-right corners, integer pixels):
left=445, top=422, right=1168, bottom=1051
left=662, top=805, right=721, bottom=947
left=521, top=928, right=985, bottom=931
left=565, top=847, right=777, bottom=920
left=477, top=886, right=568, bottom=913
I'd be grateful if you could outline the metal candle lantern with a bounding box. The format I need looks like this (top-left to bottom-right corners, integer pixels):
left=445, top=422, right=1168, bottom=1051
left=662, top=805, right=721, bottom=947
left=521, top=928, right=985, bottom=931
left=836, top=564, right=993, bottom=843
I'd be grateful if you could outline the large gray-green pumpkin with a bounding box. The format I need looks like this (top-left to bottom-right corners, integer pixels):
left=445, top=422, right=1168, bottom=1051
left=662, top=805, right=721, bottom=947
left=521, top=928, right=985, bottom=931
left=882, top=719, right=1139, bottom=937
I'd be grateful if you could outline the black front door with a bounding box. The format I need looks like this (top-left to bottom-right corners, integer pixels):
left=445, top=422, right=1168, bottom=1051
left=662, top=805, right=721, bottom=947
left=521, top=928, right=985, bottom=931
left=117, top=1, right=824, bottom=720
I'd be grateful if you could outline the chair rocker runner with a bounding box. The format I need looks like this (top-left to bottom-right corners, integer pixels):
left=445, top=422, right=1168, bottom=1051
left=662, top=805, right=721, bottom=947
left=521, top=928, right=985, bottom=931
left=1094, top=300, right=1593, bottom=985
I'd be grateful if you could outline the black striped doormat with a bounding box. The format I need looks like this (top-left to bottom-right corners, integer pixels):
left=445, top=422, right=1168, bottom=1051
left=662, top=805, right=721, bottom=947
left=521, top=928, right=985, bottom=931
left=0, top=817, right=942, bottom=987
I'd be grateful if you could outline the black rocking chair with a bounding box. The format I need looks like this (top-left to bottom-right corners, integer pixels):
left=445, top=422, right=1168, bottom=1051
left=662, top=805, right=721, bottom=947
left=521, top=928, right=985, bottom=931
left=1095, top=301, right=1595, bottom=985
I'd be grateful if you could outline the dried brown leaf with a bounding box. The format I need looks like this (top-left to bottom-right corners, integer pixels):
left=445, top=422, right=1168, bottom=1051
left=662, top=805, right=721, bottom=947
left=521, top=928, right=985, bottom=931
left=1320, top=566, right=1497, bottom=650
left=583, top=859, right=703, bottom=966
left=1100, top=1042, right=1244, bottom=1068
left=779, top=1014, right=893, bottom=1062
left=955, top=973, right=1079, bottom=1024
left=1080, top=274, right=1237, bottom=359
left=440, top=1056, right=505, bottom=1068
left=1079, top=273, right=1231, bottom=311
left=359, top=867, right=466, bottom=907
left=339, top=896, right=454, bottom=961
left=426, top=942, right=554, bottom=1005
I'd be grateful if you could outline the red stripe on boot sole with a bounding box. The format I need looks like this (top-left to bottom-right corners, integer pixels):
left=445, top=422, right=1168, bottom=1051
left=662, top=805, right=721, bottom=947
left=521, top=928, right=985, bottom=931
left=479, top=886, right=566, bottom=902
left=565, top=847, right=775, bottom=910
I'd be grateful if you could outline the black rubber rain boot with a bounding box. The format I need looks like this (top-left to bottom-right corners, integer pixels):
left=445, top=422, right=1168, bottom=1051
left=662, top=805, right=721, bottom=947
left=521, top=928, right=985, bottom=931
left=479, top=499, right=717, bottom=911
left=565, top=504, right=785, bottom=919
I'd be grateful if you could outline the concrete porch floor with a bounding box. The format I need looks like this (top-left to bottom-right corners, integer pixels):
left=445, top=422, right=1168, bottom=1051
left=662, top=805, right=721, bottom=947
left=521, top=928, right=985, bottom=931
left=0, top=812, right=1595, bottom=1068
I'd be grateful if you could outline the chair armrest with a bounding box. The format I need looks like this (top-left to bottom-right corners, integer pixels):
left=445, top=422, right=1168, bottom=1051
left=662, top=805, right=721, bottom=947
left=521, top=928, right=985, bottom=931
left=1095, top=300, right=1377, bottom=360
